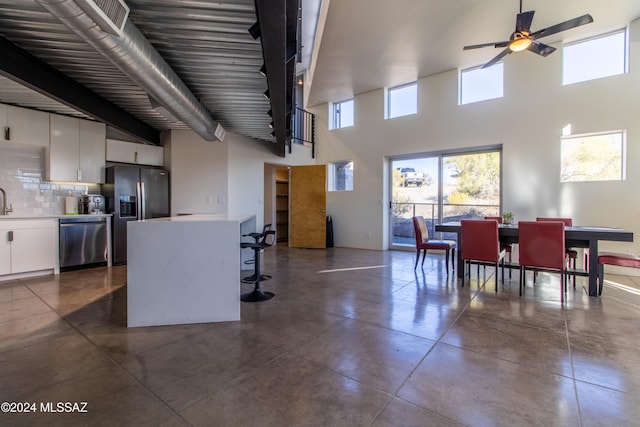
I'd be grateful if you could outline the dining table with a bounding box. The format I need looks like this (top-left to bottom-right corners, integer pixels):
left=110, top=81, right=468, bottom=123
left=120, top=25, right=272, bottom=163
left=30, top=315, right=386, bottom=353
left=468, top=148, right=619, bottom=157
left=435, top=221, right=634, bottom=297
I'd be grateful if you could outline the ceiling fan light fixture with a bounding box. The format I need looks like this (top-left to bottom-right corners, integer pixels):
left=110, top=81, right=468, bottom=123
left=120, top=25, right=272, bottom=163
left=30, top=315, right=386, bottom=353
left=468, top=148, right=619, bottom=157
left=509, top=34, right=532, bottom=52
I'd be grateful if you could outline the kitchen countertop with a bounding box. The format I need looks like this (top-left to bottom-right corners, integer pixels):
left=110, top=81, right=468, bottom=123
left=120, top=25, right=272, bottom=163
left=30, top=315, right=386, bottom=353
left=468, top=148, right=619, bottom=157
left=0, top=213, right=113, bottom=220
left=143, top=214, right=254, bottom=223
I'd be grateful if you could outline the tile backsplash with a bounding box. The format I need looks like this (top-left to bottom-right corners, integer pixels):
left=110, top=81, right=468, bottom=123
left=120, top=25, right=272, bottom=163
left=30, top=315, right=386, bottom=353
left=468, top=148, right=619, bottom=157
left=0, top=142, right=100, bottom=216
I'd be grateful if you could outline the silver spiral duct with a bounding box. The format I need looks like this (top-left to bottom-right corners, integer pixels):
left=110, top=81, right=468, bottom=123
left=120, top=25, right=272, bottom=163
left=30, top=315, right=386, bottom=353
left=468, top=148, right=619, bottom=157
left=37, top=0, right=219, bottom=141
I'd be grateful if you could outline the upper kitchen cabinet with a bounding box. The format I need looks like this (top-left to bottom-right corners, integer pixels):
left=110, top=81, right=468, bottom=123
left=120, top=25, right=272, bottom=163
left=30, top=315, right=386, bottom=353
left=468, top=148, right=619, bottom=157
left=1, top=104, right=49, bottom=147
left=49, top=115, right=106, bottom=183
left=106, top=138, right=164, bottom=166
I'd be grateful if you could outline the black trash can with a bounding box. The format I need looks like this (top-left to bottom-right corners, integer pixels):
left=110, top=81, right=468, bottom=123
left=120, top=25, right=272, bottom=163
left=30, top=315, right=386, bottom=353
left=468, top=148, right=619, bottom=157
left=326, top=215, right=334, bottom=248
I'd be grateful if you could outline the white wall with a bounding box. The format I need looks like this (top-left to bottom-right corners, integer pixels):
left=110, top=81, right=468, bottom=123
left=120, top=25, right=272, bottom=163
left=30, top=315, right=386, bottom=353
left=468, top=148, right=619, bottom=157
left=164, top=129, right=229, bottom=216
left=227, top=133, right=315, bottom=230
left=166, top=129, right=316, bottom=229
left=310, top=27, right=640, bottom=255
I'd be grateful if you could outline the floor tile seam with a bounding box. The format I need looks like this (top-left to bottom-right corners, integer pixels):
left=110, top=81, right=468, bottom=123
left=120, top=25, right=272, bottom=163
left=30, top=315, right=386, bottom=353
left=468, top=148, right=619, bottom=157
left=387, top=284, right=480, bottom=398
left=22, top=286, right=193, bottom=423
left=431, top=341, right=578, bottom=383
left=289, top=350, right=398, bottom=398
left=462, top=311, right=569, bottom=335
left=564, top=315, right=584, bottom=427
left=181, top=351, right=292, bottom=414
left=370, top=394, right=469, bottom=427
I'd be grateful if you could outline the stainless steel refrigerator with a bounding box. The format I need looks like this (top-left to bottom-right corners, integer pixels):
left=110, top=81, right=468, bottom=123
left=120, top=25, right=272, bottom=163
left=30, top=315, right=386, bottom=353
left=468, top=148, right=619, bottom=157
left=104, top=165, right=170, bottom=264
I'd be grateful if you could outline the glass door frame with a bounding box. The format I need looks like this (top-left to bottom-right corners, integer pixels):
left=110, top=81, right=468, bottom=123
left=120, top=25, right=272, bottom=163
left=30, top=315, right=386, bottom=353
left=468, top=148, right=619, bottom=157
left=388, top=145, right=503, bottom=251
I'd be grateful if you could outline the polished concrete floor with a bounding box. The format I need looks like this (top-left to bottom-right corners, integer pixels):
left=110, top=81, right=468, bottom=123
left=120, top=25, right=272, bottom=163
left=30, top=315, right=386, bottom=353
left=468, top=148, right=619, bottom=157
left=1, top=246, right=640, bottom=426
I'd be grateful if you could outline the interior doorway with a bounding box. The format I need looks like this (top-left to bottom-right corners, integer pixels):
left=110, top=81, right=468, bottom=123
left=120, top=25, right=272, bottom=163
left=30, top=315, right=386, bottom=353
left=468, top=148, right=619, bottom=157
left=264, top=164, right=290, bottom=243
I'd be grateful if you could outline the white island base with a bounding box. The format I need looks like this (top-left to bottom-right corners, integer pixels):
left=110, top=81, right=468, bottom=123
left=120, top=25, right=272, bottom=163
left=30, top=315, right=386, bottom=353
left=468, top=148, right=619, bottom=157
left=127, top=214, right=256, bottom=327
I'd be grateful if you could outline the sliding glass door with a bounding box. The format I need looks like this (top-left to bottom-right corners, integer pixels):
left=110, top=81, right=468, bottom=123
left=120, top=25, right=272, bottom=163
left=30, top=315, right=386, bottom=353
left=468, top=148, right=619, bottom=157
left=390, top=148, right=501, bottom=248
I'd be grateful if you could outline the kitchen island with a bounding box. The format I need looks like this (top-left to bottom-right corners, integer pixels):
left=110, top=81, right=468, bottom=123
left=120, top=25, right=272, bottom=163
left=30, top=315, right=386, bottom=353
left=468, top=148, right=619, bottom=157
left=127, top=214, right=256, bottom=327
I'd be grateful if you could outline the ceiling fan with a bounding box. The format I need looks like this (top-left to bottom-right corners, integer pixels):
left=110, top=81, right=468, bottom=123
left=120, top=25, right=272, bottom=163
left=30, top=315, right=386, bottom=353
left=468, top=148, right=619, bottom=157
left=464, top=0, right=593, bottom=68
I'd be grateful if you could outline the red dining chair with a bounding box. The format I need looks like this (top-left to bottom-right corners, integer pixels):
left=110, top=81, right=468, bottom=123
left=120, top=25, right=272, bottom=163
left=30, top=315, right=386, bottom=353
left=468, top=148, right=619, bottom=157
left=461, top=219, right=506, bottom=291
left=536, top=217, right=580, bottom=287
left=412, top=216, right=456, bottom=273
left=597, top=252, right=640, bottom=295
left=519, top=221, right=568, bottom=302
left=484, top=216, right=513, bottom=277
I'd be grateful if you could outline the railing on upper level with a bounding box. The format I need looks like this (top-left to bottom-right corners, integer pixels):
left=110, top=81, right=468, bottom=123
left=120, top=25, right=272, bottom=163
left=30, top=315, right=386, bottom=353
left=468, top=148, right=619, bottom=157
left=291, top=107, right=316, bottom=158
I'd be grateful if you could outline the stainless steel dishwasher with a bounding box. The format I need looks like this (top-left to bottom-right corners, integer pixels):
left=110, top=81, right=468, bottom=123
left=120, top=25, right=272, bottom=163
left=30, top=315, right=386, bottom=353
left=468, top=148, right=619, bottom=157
left=59, top=216, right=108, bottom=270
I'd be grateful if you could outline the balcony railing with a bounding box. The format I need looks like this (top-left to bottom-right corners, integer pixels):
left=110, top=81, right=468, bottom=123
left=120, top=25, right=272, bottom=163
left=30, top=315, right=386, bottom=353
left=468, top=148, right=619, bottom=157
left=391, top=201, right=501, bottom=245
left=291, top=107, right=316, bottom=158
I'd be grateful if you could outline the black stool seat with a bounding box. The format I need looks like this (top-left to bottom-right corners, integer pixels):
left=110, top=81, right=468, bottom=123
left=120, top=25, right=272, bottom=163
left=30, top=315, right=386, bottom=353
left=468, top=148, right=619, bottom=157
left=240, top=230, right=276, bottom=302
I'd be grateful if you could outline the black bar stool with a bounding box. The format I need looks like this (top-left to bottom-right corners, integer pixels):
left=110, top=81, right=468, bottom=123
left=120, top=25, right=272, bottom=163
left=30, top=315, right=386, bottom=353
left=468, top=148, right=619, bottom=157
left=240, top=230, right=276, bottom=302
left=242, top=223, right=272, bottom=283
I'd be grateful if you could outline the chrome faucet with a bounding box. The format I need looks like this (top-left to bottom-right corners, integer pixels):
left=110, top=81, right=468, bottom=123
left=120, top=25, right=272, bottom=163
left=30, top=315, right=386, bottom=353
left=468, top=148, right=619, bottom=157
left=0, top=188, right=13, bottom=215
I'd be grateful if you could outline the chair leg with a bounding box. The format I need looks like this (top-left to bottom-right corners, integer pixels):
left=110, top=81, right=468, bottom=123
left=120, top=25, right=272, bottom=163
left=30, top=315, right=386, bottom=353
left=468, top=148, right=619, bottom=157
left=421, top=249, right=427, bottom=267
left=495, top=262, right=498, bottom=292
left=414, top=249, right=420, bottom=270
left=445, top=249, right=449, bottom=275
left=519, top=267, right=524, bottom=296
left=598, top=263, right=604, bottom=295
left=451, top=248, right=455, bottom=272
left=508, top=251, right=512, bottom=278
left=572, top=257, right=576, bottom=289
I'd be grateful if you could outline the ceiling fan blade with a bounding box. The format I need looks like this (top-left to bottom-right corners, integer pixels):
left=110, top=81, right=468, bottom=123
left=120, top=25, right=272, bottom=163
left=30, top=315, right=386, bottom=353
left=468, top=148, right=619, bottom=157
left=527, top=41, right=557, bottom=57
left=482, top=48, right=510, bottom=69
left=516, top=10, right=535, bottom=33
left=464, top=41, right=509, bottom=50
left=531, top=14, right=594, bottom=39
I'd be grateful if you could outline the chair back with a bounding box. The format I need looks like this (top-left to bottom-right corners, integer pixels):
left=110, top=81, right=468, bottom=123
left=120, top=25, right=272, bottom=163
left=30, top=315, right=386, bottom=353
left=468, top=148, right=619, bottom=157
left=412, top=216, right=429, bottom=247
left=484, top=216, right=503, bottom=224
left=461, top=220, right=500, bottom=262
left=260, top=230, right=277, bottom=247
left=537, top=217, right=572, bottom=226
left=519, top=221, right=566, bottom=269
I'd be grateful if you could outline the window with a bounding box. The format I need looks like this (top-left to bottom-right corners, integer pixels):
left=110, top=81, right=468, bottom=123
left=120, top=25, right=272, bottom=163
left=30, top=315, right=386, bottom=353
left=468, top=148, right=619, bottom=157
left=331, top=99, right=354, bottom=129
left=387, top=83, right=417, bottom=119
left=459, top=63, right=504, bottom=105
left=390, top=149, right=501, bottom=246
left=561, top=131, right=626, bottom=182
left=563, top=29, right=627, bottom=85
left=329, top=161, right=354, bottom=191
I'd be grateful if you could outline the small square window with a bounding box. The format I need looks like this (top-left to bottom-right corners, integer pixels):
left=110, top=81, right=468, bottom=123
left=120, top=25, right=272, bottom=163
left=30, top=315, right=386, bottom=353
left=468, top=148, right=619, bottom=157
left=459, top=63, right=504, bottom=105
left=387, top=83, right=417, bottom=119
left=561, top=131, right=625, bottom=182
left=563, top=30, right=627, bottom=85
left=331, top=99, right=354, bottom=129
left=328, top=161, right=354, bottom=191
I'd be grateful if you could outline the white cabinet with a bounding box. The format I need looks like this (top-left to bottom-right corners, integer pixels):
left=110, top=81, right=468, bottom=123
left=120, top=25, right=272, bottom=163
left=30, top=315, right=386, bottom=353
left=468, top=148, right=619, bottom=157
left=106, top=138, right=164, bottom=166
left=0, top=225, right=10, bottom=275
left=0, top=219, right=57, bottom=276
left=49, top=115, right=106, bottom=183
left=79, top=120, right=106, bottom=183
left=1, top=105, right=49, bottom=147
left=0, top=104, right=7, bottom=142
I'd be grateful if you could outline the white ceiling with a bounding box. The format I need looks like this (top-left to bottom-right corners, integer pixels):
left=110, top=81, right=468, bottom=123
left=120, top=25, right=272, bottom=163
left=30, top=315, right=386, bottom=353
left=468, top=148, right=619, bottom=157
left=306, top=0, right=640, bottom=107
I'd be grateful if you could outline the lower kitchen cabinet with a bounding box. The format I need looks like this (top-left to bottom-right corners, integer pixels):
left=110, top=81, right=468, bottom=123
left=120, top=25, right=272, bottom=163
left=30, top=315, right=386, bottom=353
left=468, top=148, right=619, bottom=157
left=0, top=219, right=57, bottom=277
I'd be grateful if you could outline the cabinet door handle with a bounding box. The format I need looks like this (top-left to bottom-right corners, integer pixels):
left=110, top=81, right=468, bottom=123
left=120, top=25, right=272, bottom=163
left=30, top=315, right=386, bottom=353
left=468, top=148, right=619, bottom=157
left=77, top=169, right=82, bottom=181
left=4, top=126, right=9, bottom=141
left=8, top=231, right=13, bottom=242
left=134, top=151, right=138, bottom=163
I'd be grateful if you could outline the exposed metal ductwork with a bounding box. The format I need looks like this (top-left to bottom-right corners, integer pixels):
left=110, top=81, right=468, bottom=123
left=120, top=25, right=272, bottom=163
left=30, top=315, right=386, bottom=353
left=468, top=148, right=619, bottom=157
left=36, top=0, right=220, bottom=142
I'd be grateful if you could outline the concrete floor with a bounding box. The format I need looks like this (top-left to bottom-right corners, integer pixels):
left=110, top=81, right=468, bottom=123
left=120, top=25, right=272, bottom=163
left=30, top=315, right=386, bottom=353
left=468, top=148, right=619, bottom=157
left=1, top=246, right=639, bottom=426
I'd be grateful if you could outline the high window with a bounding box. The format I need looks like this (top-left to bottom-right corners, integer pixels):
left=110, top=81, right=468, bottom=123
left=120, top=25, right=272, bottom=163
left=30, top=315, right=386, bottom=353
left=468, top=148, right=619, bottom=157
left=331, top=99, right=354, bottom=129
left=563, top=29, right=627, bottom=85
left=386, top=82, right=417, bottom=119
left=561, top=131, right=626, bottom=182
left=328, top=161, right=354, bottom=191
left=459, top=63, right=504, bottom=105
